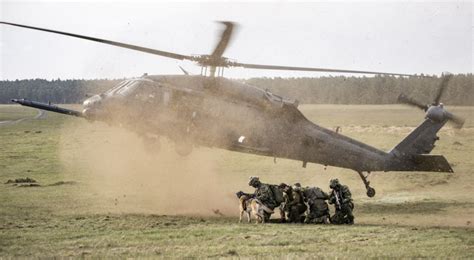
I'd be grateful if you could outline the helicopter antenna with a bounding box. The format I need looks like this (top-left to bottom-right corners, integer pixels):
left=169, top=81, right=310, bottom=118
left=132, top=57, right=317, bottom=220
left=179, top=66, right=190, bottom=75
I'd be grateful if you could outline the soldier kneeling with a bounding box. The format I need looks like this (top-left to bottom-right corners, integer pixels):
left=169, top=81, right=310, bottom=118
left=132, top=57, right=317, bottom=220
left=328, top=179, right=354, bottom=225
left=303, top=186, right=330, bottom=224
left=285, top=183, right=307, bottom=223
left=278, top=183, right=292, bottom=223
left=248, top=176, right=281, bottom=222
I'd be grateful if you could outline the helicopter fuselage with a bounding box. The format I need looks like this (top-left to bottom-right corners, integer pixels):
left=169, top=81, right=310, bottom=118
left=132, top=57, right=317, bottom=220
left=81, top=75, right=402, bottom=172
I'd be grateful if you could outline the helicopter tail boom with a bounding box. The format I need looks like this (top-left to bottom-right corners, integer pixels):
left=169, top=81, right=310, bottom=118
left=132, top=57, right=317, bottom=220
left=387, top=118, right=454, bottom=173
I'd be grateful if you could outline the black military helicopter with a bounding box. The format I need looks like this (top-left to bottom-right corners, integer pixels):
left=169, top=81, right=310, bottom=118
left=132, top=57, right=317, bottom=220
left=1, top=21, right=465, bottom=197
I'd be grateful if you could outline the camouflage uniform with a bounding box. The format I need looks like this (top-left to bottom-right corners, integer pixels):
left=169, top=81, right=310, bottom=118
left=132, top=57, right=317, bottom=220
left=278, top=183, right=292, bottom=223
left=328, top=179, right=354, bottom=224
left=249, top=177, right=278, bottom=221
left=254, top=183, right=278, bottom=209
left=303, top=187, right=330, bottom=224
left=286, top=185, right=307, bottom=223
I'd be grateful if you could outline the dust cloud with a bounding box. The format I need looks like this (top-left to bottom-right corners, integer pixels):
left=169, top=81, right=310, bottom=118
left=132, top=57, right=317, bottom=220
left=59, top=119, right=237, bottom=216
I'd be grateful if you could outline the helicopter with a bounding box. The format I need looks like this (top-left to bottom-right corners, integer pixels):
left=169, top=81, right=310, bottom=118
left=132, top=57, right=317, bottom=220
left=1, top=21, right=465, bottom=197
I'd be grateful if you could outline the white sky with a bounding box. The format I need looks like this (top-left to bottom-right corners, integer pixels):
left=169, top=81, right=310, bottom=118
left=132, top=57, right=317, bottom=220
left=0, top=1, right=472, bottom=80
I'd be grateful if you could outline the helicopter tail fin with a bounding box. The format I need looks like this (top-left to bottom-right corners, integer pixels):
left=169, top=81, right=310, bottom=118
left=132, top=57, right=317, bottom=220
left=387, top=118, right=453, bottom=173
left=410, top=155, right=453, bottom=172
left=388, top=154, right=453, bottom=172
left=389, top=119, right=447, bottom=157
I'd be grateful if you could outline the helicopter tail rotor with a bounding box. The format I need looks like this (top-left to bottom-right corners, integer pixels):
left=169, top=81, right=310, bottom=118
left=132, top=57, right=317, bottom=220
left=434, top=73, right=453, bottom=105
left=397, top=74, right=465, bottom=129
left=444, top=111, right=465, bottom=129
left=397, top=93, right=428, bottom=111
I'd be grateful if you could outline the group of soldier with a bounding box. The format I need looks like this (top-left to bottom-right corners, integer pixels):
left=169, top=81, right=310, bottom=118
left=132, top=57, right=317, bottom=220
left=245, top=176, right=354, bottom=224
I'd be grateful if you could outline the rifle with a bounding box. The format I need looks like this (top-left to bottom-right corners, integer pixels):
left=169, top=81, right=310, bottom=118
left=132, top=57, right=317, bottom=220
left=332, top=190, right=341, bottom=210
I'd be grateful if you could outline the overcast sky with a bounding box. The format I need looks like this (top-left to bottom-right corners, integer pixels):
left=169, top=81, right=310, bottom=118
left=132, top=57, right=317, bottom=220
left=0, top=1, right=472, bottom=80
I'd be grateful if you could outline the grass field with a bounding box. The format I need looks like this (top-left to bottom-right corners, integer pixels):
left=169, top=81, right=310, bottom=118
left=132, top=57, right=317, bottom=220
left=0, top=104, right=473, bottom=258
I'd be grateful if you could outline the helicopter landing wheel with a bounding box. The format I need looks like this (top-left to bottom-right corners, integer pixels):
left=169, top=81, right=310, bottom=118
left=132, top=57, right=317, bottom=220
left=356, top=171, right=376, bottom=198
left=366, top=187, right=376, bottom=197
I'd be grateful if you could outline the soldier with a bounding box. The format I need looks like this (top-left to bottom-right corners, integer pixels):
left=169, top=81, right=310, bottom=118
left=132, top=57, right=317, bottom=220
left=279, top=183, right=306, bottom=223
left=328, top=179, right=354, bottom=224
left=286, top=183, right=307, bottom=223
left=278, top=183, right=292, bottom=223
left=248, top=176, right=278, bottom=222
left=303, top=186, right=330, bottom=224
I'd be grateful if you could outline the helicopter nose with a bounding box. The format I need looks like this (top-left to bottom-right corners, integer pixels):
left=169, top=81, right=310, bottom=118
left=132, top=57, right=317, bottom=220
left=82, top=94, right=104, bottom=119
left=82, top=108, right=93, bottom=118
left=82, top=107, right=104, bottom=120
left=83, top=94, right=102, bottom=108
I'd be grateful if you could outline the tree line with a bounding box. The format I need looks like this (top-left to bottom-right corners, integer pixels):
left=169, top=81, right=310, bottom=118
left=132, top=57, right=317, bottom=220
left=245, top=74, right=473, bottom=105
left=0, top=79, right=121, bottom=104
left=0, top=74, right=472, bottom=105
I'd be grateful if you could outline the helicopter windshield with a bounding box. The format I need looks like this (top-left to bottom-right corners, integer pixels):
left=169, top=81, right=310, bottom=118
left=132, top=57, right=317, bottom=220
left=105, top=80, right=141, bottom=97
left=116, top=81, right=141, bottom=96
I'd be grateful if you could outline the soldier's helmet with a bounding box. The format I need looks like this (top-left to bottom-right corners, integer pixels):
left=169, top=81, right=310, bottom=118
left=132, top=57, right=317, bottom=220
left=292, top=183, right=301, bottom=191
left=329, top=178, right=340, bottom=189
left=248, top=176, right=261, bottom=187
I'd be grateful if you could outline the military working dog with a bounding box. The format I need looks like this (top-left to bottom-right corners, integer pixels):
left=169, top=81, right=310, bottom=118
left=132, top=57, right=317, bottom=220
left=236, top=191, right=265, bottom=223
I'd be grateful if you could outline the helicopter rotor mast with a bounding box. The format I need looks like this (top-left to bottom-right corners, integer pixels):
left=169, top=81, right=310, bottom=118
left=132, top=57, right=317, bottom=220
left=0, top=21, right=414, bottom=77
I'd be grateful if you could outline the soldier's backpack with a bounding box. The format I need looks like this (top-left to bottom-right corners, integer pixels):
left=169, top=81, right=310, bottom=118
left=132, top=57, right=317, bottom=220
left=305, top=187, right=327, bottom=201
left=270, top=184, right=285, bottom=205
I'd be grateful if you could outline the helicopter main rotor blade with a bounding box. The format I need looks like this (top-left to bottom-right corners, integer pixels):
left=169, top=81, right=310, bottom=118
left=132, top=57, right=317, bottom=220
left=2, top=20, right=418, bottom=77
left=230, top=62, right=414, bottom=77
left=397, top=93, right=428, bottom=111
left=0, top=21, right=193, bottom=61
left=434, top=74, right=453, bottom=105
left=210, top=21, right=234, bottom=58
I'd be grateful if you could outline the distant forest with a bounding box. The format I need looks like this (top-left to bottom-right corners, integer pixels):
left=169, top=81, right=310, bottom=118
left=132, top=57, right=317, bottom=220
left=0, top=74, right=472, bottom=105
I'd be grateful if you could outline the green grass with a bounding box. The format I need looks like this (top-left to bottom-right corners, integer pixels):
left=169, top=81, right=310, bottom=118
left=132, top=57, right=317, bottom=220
left=0, top=104, right=473, bottom=258
left=1, top=214, right=472, bottom=258
left=0, top=105, right=38, bottom=121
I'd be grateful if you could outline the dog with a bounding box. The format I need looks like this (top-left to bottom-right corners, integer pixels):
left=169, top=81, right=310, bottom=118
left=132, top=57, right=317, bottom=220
left=236, top=191, right=265, bottom=223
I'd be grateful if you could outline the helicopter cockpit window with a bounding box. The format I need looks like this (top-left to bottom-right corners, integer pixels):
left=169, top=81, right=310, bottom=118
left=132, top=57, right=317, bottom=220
left=116, top=81, right=141, bottom=97
left=128, top=81, right=172, bottom=106
left=105, top=80, right=130, bottom=95
left=103, top=80, right=142, bottom=98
